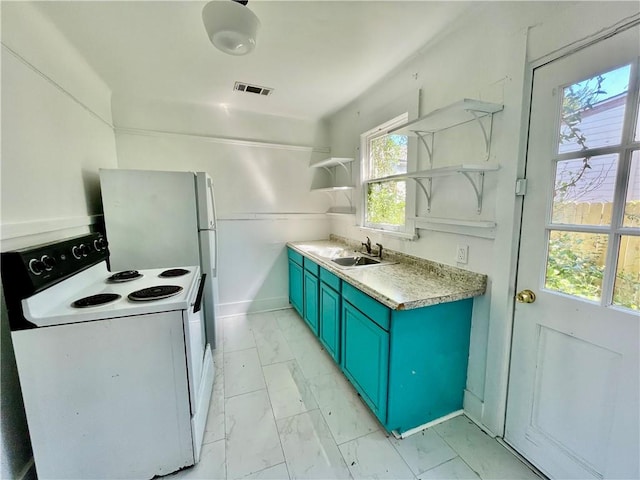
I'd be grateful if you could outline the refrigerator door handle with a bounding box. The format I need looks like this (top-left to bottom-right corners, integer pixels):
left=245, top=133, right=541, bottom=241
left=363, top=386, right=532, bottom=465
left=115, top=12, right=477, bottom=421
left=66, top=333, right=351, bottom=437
left=207, top=177, right=218, bottom=276
left=207, top=177, right=217, bottom=231
left=213, top=232, right=218, bottom=277
left=193, top=273, right=207, bottom=313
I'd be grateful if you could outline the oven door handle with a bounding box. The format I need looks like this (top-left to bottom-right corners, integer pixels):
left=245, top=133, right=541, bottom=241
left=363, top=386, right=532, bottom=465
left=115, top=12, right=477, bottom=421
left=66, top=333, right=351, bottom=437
left=193, top=273, right=207, bottom=313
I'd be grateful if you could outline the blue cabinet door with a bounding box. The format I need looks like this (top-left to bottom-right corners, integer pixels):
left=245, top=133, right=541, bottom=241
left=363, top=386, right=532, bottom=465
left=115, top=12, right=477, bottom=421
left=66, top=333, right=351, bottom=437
left=303, top=270, right=319, bottom=335
left=341, top=301, right=389, bottom=422
left=319, top=282, right=340, bottom=363
left=288, top=259, right=303, bottom=317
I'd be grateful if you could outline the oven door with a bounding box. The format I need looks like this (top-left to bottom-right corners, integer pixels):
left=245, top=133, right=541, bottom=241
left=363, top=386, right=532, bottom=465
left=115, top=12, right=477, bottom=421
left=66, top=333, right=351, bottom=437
left=184, top=274, right=207, bottom=415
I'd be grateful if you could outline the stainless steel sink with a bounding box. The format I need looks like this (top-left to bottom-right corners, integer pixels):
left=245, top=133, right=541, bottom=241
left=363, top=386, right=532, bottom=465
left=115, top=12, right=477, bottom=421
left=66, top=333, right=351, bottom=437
left=332, top=256, right=381, bottom=267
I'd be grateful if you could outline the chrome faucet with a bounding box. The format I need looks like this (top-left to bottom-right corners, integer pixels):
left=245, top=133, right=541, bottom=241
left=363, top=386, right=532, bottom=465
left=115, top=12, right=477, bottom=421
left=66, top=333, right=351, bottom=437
left=362, top=236, right=372, bottom=255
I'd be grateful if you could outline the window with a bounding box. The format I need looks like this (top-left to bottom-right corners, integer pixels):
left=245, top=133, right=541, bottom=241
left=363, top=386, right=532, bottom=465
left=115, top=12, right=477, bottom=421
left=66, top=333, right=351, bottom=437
left=544, top=63, right=640, bottom=311
left=361, top=113, right=411, bottom=232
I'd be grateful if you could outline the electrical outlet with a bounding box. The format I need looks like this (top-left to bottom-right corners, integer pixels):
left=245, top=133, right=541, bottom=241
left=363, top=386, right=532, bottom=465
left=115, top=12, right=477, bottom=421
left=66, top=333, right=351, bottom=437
left=456, top=244, right=468, bottom=264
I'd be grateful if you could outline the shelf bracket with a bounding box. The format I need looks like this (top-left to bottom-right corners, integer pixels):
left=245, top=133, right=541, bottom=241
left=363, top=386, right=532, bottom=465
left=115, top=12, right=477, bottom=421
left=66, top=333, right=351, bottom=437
left=466, top=110, right=494, bottom=160
left=321, top=166, right=335, bottom=179
left=341, top=190, right=353, bottom=209
left=321, top=160, right=352, bottom=185
left=460, top=171, right=485, bottom=213
left=319, top=189, right=353, bottom=209
left=413, top=131, right=434, bottom=168
left=410, top=177, right=432, bottom=213
left=336, top=160, right=351, bottom=176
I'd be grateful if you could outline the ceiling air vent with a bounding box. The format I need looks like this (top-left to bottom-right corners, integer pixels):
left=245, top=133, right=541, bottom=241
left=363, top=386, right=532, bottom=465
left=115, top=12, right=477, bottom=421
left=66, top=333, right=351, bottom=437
left=234, top=82, right=273, bottom=96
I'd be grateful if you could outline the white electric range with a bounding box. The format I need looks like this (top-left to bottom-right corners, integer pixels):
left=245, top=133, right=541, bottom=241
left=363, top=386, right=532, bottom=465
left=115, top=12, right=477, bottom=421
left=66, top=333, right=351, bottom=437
left=2, top=233, right=214, bottom=479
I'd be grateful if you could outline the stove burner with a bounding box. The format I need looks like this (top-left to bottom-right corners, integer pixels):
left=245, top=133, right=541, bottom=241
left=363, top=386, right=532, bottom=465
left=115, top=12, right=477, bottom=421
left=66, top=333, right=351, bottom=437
left=159, top=268, right=190, bottom=278
left=128, top=285, right=183, bottom=302
left=108, top=270, right=142, bottom=282
left=72, top=293, right=122, bottom=308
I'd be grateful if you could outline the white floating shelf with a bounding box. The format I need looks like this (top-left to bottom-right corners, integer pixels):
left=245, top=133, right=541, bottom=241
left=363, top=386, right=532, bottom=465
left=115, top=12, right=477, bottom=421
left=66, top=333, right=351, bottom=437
left=326, top=207, right=356, bottom=216
left=391, top=99, right=503, bottom=136
left=410, top=216, right=497, bottom=228
left=311, top=186, right=355, bottom=192
left=381, top=163, right=500, bottom=182
left=310, top=157, right=355, bottom=169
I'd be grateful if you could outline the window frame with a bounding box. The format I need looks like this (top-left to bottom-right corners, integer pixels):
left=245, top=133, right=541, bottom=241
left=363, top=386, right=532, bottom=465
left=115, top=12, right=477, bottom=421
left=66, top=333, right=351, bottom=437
left=360, top=112, right=417, bottom=237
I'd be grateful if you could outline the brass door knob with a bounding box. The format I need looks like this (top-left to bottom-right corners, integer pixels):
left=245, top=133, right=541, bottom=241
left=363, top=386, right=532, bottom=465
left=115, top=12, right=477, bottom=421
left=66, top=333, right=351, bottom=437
left=516, top=289, right=536, bottom=303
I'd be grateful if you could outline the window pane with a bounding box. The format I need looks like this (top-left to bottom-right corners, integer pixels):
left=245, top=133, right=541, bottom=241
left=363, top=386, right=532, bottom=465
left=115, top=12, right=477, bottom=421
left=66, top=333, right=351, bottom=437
left=552, top=154, right=618, bottom=225
left=558, top=64, right=630, bottom=154
left=366, top=180, right=406, bottom=226
left=613, top=235, right=640, bottom=311
left=545, top=231, right=607, bottom=302
left=369, top=134, right=407, bottom=179
left=623, top=150, right=640, bottom=228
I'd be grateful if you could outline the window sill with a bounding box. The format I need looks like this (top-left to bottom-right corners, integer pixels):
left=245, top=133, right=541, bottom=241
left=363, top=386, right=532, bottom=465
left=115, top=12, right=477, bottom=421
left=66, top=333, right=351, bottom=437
left=358, top=226, right=418, bottom=241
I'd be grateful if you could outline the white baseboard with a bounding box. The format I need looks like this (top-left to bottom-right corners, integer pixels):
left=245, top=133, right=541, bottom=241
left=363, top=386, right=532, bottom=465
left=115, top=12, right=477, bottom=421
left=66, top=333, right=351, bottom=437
left=463, top=389, right=499, bottom=438
left=392, top=410, right=464, bottom=439
left=463, top=388, right=485, bottom=427
left=218, top=296, right=290, bottom=317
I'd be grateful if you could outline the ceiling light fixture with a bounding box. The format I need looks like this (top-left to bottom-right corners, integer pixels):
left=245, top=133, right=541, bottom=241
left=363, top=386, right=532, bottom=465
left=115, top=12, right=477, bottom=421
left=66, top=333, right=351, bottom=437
left=202, top=0, right=260, bottom=56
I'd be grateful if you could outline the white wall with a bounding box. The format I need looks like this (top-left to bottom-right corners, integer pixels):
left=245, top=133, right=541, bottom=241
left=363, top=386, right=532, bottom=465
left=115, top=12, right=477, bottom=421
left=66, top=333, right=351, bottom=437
left=0, top=3, right=118, bottom=478
left=112, top=96, right=331, bottom=315
left=1, top=2, right=117, bottom=248
left=324, top=1, right=640, bottom=435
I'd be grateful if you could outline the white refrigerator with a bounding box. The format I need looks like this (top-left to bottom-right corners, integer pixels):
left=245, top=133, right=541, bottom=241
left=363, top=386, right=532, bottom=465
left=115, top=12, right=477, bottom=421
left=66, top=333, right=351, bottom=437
left=99, top=168, right=219, bottom=347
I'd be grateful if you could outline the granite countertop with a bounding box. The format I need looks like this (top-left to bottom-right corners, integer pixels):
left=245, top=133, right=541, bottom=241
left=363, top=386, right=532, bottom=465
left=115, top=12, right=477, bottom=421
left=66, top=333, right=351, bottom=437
left=287, top=236, right=487, bottom=311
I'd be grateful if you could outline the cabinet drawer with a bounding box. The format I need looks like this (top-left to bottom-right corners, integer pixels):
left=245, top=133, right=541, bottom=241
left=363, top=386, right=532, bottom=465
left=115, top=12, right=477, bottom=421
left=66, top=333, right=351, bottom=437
left=287, top=248, right=303, bottom=266
left=342, top=283, right=390, bottom=331
left=320, top=267, right=341, bottom=290
left=303, top=257, right=320, bottom=276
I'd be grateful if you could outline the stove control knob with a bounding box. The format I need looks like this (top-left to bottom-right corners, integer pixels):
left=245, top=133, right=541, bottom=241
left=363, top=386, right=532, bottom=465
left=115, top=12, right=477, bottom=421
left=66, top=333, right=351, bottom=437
left=41, top=255, right=56, bottom=271
left=94, top=237, right=107, bottom=251
left=71, top=244, right=88, bottom=259
left=29, top=258, right=45, bottom=275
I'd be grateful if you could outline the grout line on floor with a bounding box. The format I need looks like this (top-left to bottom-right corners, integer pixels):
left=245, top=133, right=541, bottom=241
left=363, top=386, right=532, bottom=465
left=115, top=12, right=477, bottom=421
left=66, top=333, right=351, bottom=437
left=260, top=348, right=289, bottom=480
left=385, top=429, right=435, bottom=479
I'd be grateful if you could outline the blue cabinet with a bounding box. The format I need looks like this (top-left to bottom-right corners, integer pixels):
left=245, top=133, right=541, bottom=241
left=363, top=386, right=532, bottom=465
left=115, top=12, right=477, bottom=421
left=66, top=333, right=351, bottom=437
left=303, top=269, right=319, bottom=334
left=342, top=300, right=389, bottom=420
left=302, top=257, right=320, bottom=335
left=319, top=269, right=341, bottom=362
left=287, top=249, right=303, bottom=317
left=340, top=282, right=473, bottom=435
left=287, top=247, right=474, bottom=435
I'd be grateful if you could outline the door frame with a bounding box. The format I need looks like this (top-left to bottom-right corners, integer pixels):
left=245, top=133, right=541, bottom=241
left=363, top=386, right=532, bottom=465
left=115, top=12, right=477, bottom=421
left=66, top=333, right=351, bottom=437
left=489, top=14, right=640, bottom=440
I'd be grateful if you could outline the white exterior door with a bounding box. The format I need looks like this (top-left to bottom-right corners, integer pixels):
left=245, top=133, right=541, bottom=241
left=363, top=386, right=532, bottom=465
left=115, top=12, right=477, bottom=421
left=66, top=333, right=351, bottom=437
left=506, top=25, right=640, bottom=480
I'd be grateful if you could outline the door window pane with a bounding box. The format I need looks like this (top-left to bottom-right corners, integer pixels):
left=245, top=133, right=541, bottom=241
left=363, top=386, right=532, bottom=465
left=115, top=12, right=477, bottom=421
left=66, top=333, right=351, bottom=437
left=623, top=151, right=640, bottom=227
left=558, top=65, right=631, bottom=153
left=545, top=231, right=607, bottom=302
left=552, top=154, right=618, bottom=225
left=613, top=235, right=640, bottom=311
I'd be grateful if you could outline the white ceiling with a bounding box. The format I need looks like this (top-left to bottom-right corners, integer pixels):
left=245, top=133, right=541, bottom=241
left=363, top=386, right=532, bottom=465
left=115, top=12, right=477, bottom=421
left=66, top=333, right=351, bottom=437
left=35, top=1, right=475, bottom=121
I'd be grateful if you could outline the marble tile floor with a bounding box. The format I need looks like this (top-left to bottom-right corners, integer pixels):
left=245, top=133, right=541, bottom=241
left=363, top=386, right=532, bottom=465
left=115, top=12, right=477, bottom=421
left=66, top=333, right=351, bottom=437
left=168, top=308, right=541, bottom=480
